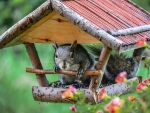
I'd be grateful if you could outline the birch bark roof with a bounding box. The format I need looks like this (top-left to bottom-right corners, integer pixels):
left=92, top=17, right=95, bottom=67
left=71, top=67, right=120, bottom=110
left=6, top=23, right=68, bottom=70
left=0, top=0, right=150, bottom=52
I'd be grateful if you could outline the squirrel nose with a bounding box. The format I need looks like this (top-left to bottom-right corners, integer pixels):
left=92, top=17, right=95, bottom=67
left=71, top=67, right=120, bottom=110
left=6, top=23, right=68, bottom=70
left=62, top=61, right=67, bottom=69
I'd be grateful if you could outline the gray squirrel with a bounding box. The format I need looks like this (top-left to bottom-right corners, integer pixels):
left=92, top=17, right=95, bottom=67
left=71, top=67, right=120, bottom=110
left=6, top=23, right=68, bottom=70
left=86, top=45, right=144, bottom=85
left=52, top=40, right=143, bottom=86
left=52, top=40, right=95, bottom=85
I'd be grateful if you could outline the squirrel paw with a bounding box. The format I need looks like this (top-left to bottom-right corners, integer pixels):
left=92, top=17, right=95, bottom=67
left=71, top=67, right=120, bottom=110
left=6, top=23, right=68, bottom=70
left=54, top=66, right=60, bottom=73
left=49, top=81, right=61, bottom=88
left=73, top=80, right=85, bottom=88
left=74, top=79, right=82, bottom=84
left=76, top=68, right=84, bottom=78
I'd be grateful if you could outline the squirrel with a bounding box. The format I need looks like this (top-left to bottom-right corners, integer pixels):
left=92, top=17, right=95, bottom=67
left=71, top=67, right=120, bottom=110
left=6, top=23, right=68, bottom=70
left=51, top=40, right=144, bottom=87
left=52, top=40, right=95, bottom=85
left=85, top=45, right=144, bottom=85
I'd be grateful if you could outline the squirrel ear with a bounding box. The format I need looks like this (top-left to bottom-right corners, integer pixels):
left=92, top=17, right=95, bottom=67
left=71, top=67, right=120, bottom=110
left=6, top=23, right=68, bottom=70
left=52, top=41, right=58, bottom=51
left=70, top=40, right=77, bottom=50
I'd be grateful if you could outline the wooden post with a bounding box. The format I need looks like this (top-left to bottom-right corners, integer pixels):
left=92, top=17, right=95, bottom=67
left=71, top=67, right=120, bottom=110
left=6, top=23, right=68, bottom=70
left=133, top=47, right=145, bottom=62
left=90, top=46, right=112, bottom=90
left=25, top=43, right=49, bottom=87
left=89, top=45, right=111, bottom=102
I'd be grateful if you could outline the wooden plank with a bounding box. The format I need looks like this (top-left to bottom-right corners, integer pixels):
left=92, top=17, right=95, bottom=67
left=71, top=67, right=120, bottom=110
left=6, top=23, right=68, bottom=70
left=6, top=11, right=57, bottom=47
left=20, top=13, right=101, bottom=44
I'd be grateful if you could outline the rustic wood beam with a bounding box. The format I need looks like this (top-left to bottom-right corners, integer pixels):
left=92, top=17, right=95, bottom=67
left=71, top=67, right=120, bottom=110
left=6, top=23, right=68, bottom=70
left=0, top=0, right=53, bottom=48
left=89, top=46, right=112, bottom=91
left=26, top=68, right=102, bottom=76
left=133, top=47, right=146, bottom=75
left=32, top=77, right=139, bottom=103
left=108, top=24, right=150, bottom=36
left=133, top=47, right=145, bottom=62
left=32, top=86, right=95, bottom=103
left=89, top=46, right=111, bottom=102
left=25, top=43, right=49, bottom=87
left=51, top=0, right=122, bottom=51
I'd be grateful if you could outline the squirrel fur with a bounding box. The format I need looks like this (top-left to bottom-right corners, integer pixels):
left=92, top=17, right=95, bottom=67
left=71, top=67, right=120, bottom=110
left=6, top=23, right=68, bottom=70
left=86, top=45, right=143, bottom=84
left=52, top=40, right=95, bottom=85
left=52, top=40, right=143, bottom=86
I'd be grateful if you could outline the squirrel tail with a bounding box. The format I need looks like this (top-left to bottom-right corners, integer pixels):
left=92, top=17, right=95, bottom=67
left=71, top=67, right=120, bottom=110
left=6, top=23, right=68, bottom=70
left=84, top=44, right=144, bottom=84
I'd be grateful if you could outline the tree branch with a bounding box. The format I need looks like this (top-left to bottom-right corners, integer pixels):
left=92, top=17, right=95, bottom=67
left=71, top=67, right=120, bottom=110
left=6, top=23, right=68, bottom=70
left=26, top=68, right=102, bottom=76
left=108, top=24, right=150, bottom=36
left=25, top=44, right=49, bottom=87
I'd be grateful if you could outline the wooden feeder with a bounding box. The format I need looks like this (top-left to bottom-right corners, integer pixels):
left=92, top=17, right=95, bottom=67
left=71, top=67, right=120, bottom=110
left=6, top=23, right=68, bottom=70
left=1, top=0, right=150, bottom=104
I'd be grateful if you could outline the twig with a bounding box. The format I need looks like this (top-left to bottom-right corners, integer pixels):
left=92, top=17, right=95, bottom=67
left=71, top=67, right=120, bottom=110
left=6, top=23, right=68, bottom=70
left=26, top=68, right=102, bottom=76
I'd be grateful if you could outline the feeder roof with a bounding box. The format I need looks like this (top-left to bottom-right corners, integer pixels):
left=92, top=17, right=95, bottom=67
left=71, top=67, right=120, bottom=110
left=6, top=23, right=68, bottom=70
left=0, top=0, right=150, bottom=52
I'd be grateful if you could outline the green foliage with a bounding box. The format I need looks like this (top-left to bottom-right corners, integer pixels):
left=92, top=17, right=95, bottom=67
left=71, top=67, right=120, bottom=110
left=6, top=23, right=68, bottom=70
left=68, top=79, right=150, bottom=113
left=121, top=82, right=150, bottom=113
left=0, top=0, right=44, bottom=34
left=0, top=45, right=71, bottom=113
left=132, top=0, right=150, bottom=12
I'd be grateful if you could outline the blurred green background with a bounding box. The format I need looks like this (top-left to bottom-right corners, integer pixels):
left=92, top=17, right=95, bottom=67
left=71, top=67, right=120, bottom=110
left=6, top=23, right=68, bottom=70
left=0, top=0, right=150, bottom=113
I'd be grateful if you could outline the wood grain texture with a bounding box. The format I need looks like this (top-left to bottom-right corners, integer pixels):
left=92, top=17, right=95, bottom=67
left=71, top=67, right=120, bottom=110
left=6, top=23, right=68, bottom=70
left=20, top=13, right=101, bottom=44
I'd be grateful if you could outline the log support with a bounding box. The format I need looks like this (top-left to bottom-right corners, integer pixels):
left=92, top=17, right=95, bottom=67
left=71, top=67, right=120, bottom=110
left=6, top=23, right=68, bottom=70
left=89, top=46, right=112, bottom=90
left=32, top=77, right=139, bottom=104
left=89, top=45, right=112, bottom=102
left=133, top=47, right=145, bottom=63
left=25, top=43, right=49, bottom=87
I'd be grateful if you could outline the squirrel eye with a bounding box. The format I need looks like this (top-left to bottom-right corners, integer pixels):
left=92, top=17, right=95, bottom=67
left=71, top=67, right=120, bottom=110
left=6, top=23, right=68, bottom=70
left=55, top=54, right=58, bottom=58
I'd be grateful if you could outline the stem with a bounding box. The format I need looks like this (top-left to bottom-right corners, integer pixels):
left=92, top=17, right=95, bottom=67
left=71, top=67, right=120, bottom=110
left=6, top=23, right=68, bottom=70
left=148, top=67, right=150, bottom=78
left=146, top=43, right=150, bottom=50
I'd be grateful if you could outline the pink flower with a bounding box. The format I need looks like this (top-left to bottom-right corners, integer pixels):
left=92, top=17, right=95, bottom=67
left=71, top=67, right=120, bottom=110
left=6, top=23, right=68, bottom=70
left=143, top=78, right=150, bottom=85
left=115, top=71, right=127, bottom=83
left=136, top=36, right=148, bottom=47
left=136, top=82, right=148, bottom=92
left=70, top=105, right=76, bottom=112
left=98, top=88, right=107, bottom=100
left=96, top=110, right=103, bottom=113
left=62, top=86, right=76, bottom=99
left=105, top=97, right=124, bottom=113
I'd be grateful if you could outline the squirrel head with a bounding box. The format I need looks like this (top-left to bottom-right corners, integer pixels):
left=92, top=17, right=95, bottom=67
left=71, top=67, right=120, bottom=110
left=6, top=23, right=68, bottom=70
left=52, top=40, right=77, bottom=70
